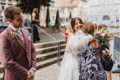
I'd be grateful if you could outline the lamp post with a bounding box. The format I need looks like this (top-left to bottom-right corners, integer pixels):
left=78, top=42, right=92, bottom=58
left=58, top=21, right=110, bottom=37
left=57, top=0, right=61, bottom=66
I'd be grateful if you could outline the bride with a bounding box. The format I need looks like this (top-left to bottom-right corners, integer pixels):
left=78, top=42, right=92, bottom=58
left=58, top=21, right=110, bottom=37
left=57, top=19, right=93, bottom=80
left=65, top=17, right=84, bottom=43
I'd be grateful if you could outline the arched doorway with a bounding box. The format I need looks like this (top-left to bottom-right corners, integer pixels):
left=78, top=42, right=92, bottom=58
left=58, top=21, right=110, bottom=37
left=103, top=15, right=110, bottom=20
left=103, top=15, right=111, bottom=26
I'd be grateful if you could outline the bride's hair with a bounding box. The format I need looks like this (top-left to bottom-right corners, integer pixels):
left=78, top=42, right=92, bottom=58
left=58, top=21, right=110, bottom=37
left=82, top=22, right=95, bottom=35
left=71, top=17, right=83, bottom=32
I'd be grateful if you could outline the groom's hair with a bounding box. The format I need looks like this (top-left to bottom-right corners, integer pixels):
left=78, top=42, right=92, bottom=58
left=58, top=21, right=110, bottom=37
left=4, top=6, right=22, bottom=20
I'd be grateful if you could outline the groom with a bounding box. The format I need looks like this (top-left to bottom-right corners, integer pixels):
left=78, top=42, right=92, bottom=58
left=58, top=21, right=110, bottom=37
left=0, top=6, right=36, bottom=80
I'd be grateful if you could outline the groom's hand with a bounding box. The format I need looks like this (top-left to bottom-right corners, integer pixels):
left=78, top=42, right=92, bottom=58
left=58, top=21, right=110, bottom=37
left=27, top=69, right=35, bottom=80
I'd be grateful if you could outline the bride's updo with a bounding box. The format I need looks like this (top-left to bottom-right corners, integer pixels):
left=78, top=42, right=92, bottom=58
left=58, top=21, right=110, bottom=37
left=82, top=22, right=95, bottom=35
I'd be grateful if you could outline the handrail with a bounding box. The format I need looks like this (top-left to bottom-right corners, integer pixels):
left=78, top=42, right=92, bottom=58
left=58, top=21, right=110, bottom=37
left=32, top=24, right=63, bottom=66
left=34, top=40, right=65, bottom=46
left=34, top=24, right=57, bottom=41
left=57, top=41, right=61, bottom=66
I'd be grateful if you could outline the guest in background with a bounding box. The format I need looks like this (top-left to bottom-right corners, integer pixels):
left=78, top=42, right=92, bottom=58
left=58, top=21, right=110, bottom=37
left=65, top=26, right=70, bottom=44
left=101, top=25, right=110, bottom=40
left=97, top=25, right=103, bottom=34
left=23, top=13, right=31, bottom=33
left=31, top=8, right=40, bottom=43
left=101, top=25, right=112, bottom=80
left=94, top=23, right=98, bottom=30
left=78, top=22, right=107, bottom=80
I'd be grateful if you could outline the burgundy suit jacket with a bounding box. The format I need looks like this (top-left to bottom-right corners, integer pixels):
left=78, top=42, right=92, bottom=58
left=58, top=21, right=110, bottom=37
left=0, top=27, right=36, bottom=80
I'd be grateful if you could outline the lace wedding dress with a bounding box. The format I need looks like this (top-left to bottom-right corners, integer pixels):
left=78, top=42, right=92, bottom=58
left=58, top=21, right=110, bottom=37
left=57, top=30, right=93, bottom=80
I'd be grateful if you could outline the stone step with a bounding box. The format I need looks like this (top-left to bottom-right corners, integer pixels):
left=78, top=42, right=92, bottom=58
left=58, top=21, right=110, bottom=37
left=35, top=44, right=65, bottom=55
left=34, top=40, right=65, bottom=49
left=37, top=49, right=65, bottom=62
left=0, top=49, right=65, bottom=74
left=0, top=73, right=3, bottom=80
left=0, top=65, right=3, bottom=74
left=37, top=57, right=62, bottom=70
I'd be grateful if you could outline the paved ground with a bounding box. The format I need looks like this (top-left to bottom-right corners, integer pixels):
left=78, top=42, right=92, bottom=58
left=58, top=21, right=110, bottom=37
left=35, top=63, right=120, bottom=80
left=34, top=64, right=59, bottom=80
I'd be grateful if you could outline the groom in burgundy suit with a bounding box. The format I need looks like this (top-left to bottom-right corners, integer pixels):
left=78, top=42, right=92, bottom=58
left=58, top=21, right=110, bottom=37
left=0, top=6, right=36, bottom=80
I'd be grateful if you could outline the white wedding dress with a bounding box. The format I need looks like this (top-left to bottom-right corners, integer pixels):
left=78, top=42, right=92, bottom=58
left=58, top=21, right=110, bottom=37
left=57, top=30, right=93, bottom=80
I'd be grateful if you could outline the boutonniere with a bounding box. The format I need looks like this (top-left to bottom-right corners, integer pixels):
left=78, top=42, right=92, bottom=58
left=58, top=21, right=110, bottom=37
left=9, top=31, right=18, bottom=40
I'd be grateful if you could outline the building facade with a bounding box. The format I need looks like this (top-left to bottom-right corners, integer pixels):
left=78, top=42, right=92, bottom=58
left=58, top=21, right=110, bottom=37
left=75, top=0, right=88, bottom=21
left=0, top=0, right=17, bottom=22
left=39, top=0, right=59, bottom=27
left=60, top=0, right=79, bottom=26
left=87, top=0, right=120, bottom=26
left=39, top=0, right=88, bottom=27
left=60, top=0, right=88, bottom=26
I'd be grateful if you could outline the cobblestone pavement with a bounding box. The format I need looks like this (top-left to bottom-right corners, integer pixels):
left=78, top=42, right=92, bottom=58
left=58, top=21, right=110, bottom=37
left=34, top=63, right=120, bottom=80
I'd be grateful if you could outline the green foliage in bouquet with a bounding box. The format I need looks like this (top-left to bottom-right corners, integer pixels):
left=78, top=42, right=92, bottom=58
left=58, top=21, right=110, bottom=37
left=94, top=34, right=110, bottom=48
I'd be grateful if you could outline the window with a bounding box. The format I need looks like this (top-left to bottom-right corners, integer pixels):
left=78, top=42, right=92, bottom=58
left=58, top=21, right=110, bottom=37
left=2, top=6, right=4, bottom=10
left=52, top=16, right=54, bottom=20
left=103, top=15, right=110, bottom=20
left=49, top=3, right=55, bottom=6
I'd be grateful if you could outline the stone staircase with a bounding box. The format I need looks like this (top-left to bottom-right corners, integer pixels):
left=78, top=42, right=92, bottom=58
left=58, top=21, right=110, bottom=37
left=0, top=40, right=65, bottom=80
